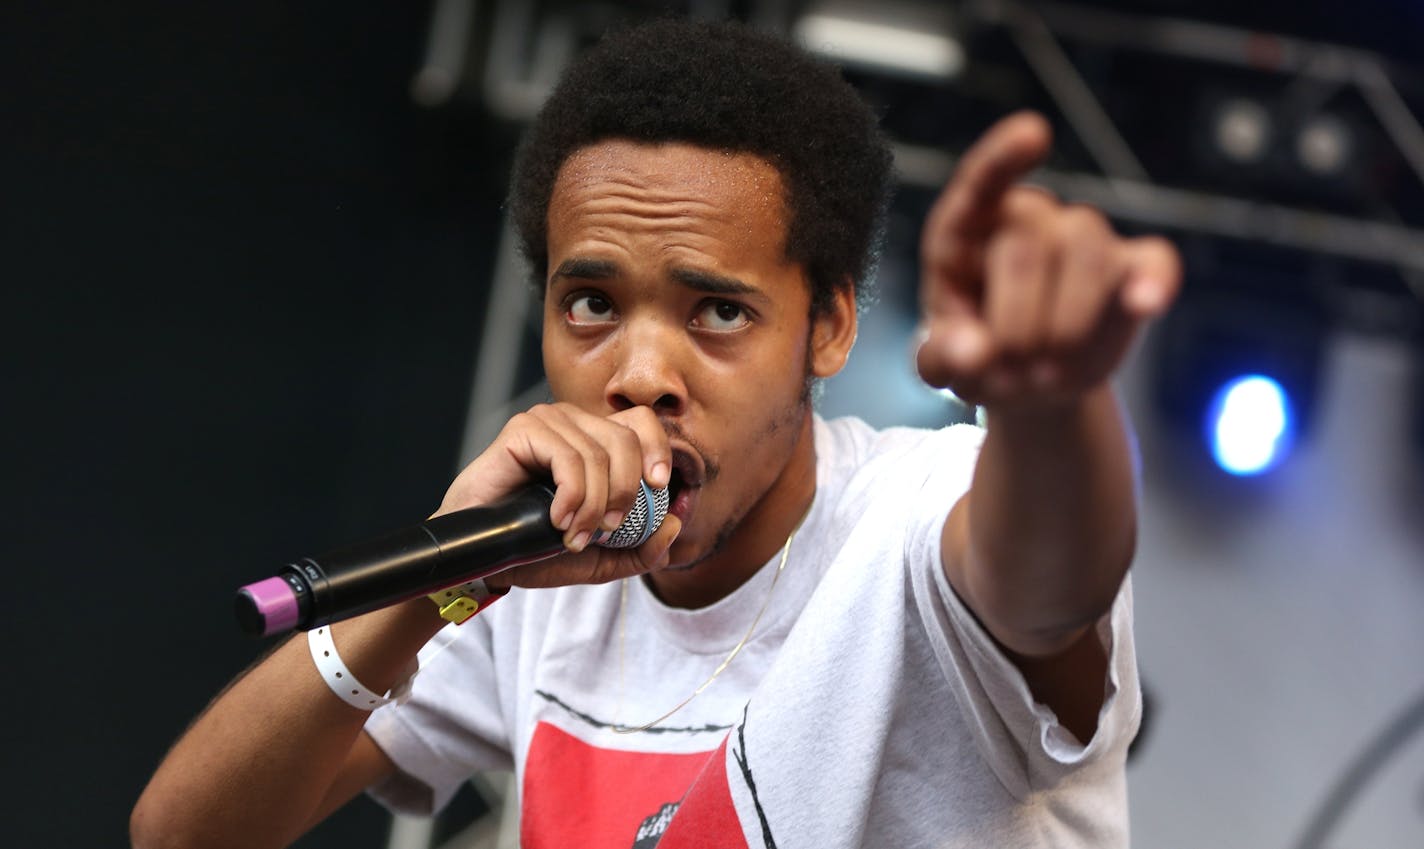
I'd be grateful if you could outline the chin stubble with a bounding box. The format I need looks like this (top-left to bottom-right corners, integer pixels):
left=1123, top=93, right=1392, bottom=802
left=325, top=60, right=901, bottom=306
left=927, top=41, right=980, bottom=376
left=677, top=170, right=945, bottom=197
left=672, top=378, right=811, bottom=572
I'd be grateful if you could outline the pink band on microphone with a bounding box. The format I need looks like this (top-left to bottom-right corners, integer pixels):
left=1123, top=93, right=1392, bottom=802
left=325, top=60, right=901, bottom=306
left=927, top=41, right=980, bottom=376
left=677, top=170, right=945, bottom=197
left=240, top=576, right=300, bottom=634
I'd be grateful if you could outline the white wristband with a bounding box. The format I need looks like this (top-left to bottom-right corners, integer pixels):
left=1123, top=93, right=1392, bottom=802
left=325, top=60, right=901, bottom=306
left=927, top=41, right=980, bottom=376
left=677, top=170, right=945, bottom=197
left=307, top=625, right=413, bottom=711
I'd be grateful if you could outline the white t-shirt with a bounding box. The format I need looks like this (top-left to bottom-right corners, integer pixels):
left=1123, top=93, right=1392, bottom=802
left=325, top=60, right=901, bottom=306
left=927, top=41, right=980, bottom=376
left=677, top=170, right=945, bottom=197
left=365, top=415, right=1141, bottom=848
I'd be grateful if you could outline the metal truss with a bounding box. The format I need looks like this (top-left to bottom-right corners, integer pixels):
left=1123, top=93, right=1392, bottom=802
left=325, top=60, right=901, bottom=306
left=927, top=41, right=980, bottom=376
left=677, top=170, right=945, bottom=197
left=962, top=0, right=1424, bottom=285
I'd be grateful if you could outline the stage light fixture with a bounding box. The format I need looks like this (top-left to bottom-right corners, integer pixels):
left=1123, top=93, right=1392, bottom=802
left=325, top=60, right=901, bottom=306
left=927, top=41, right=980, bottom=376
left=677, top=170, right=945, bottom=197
left=1205, top=374, right=1295, bottom=475
left=1296, top=114, right=1352, bottom=178
left=1212, top=97, right=1272, bottom=164
left=793, top=0, right=964, bottom=82
left=1151, top=283, right=1328, bottom=477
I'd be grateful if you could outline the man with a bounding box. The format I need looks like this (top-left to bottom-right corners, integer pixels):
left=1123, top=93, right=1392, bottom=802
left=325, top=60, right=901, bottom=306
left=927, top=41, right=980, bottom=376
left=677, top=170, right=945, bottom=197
left=132, top=18, right=1179, bottom=849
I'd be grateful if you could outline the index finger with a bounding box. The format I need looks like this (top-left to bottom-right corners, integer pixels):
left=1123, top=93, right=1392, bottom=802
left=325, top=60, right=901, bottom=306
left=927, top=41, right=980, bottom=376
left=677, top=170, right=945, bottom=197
left=608, top=406, right=672, bottom=490
left=927, top=111, right=1053, bottom=248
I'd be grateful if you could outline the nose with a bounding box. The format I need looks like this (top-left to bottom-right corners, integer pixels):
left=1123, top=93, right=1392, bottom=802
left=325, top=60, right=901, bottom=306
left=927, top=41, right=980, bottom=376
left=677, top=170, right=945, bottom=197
left=605, top=320, right=687, bottom=417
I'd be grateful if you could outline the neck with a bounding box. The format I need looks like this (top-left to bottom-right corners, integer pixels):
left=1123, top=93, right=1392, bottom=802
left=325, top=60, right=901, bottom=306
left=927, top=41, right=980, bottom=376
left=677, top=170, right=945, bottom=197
left=644, top=413, right=817, bottom=609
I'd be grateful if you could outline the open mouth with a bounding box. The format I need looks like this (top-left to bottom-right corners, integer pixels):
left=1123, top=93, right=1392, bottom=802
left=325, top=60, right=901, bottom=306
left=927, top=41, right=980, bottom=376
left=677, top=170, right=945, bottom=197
left=666, top=449, right=704, bottom=520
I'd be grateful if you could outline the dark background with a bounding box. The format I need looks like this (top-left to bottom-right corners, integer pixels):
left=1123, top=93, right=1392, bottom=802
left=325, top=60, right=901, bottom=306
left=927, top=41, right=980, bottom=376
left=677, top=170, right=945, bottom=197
left=4, top=1, right=1422, bottom=847
left=3, top=3, right=512, bottom=846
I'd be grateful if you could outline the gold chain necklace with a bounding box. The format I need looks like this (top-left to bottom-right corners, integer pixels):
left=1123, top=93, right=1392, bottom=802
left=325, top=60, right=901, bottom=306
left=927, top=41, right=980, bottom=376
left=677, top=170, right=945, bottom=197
left=611, top=519, right=802, bottom=735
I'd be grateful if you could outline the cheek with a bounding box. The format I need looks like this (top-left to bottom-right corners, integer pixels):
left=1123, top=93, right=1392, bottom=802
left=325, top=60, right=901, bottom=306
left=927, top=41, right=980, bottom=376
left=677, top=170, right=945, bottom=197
left=542, top=332, right=595, bottom=404
left=541, top=305, right=613, bottom=400
left=718, top=342, right=806, bottom=419
left=706, top=360, right=808, bottom=467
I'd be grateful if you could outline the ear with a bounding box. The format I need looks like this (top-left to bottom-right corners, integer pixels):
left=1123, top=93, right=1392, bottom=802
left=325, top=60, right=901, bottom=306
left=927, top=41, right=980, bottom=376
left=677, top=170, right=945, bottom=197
left=809, top=283, right=858, bottom=379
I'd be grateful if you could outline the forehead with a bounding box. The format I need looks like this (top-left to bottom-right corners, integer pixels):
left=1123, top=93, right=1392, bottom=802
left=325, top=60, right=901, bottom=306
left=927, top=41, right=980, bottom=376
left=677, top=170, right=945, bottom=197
left=554, top=139, right=784, bottom=192
left=547, top=139, right=790, bottom=244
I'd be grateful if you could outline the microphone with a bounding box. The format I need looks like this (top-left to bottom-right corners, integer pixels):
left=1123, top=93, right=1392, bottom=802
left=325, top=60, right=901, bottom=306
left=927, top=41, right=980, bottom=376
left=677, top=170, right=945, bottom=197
left=234, top=481, right=669, bottom=637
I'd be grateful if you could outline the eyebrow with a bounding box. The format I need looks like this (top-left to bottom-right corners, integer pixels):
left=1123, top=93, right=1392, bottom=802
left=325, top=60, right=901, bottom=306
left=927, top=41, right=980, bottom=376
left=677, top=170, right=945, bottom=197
left=552, top=257, right=618, bottom=281
left=669, top=267, right=759, bottom=297
left=552, top=257, right=762, bottom=298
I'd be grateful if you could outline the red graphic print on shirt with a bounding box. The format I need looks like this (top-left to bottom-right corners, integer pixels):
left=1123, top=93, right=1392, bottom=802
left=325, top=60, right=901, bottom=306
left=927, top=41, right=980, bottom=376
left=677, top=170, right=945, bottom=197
left=653, top=736, right=748, bottom=849
left=521, top=721, right=748, bottom=849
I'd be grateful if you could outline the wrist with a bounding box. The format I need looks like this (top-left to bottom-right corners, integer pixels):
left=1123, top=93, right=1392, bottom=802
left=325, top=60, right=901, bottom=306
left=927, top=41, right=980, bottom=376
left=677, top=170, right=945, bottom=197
left=308, top=625, right=414, bottom=710
left=306, top=598, right=455, bottom=711
left=981, top=382, right=1113, bottom=428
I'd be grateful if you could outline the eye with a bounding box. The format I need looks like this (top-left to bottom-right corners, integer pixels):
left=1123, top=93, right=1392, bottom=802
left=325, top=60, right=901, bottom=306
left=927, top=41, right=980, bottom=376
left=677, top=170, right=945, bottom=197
left=565, top=293, right=616, bottom=325
left=693, top=300, right=751, bottom=332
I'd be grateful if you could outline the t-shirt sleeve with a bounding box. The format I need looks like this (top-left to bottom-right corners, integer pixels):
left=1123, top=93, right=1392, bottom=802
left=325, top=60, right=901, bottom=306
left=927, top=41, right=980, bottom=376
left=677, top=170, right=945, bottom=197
left=363, top=615, right=516, bottom=815
left=902, top=424, right=1142, bottom=798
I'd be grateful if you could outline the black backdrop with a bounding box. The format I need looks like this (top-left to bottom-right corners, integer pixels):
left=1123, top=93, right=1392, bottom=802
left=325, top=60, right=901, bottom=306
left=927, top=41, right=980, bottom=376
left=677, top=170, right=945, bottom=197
left=3, top=3, right=513, bottom=846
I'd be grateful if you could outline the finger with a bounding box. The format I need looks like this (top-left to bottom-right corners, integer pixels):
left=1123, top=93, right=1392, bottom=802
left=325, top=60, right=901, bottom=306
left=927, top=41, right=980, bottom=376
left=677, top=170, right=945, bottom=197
left=919, top=227, right=993, bottom=324
left=634, top=512, right=682, bottom=573
left=924, top=112, right=1053, bottom=266
left=983, top=224, right=1054, bottom=360
left=1068, top=295, right=1140, bottom=393
left=535, top=512, right=684, bottom=589
left=547, top=406, right=673, bottom=544
left=608, top=405, right=672, bottom=490
left=1120, top=235, right=1183, bottom=319
left=462, top=409, right=596, bottom=543
left=530, top=406, right=613, bottom=551
left=916, top=311, right=994, bottom=389
left=439, top=411, right=573, bottom=516
left=592, top=420, right=644, bottom=534
left=568, top=512, right=685, bottom=586
left=1045, top=207, right=1127, bottom=353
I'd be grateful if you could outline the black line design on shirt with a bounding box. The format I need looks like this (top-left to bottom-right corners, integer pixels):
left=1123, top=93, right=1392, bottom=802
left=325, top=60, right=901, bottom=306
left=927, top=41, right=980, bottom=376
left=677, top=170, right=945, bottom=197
left=732, top=704, right=779, bottom=849
left=534, top=689, right=735, bottom=735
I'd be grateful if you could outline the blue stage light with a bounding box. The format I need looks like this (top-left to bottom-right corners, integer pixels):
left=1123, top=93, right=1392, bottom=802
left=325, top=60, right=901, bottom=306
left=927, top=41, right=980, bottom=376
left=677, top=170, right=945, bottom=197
left=1206, top=375, right=1294, bottom=475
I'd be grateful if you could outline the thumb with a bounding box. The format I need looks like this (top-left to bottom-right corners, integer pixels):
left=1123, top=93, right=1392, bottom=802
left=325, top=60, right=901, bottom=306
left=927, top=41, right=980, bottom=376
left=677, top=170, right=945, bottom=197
left=916, top=313, right=994, bottom=388
left=1120, top=236, right=1183, bottom=320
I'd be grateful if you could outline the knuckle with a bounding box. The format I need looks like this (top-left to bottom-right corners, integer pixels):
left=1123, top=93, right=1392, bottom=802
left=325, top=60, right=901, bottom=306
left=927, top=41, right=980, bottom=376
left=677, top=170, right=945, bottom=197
left=1046, top=314, right=1089, bottom=351
left=1004, top=184, right=1058, bottom=217
left=1067, top=235, right=1114, bottom=281
left=555, top=475, right=585, bottom=506
left=585, top=441, right=611, bottom=472
left=1060, top=204, right=1108, bottom=238
left=502, top=410, right=537, bottom=434
left=610, top=419, right=642, bottom=449
left=526, top=402, right=562, bottom=422
left=550, top=441, right=583, bottom=469
left=987, top=229, right=1039, bottom=272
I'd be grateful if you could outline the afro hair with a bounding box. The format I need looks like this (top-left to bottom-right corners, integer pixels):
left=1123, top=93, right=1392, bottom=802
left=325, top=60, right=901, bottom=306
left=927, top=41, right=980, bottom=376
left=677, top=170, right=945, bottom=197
left=507, top=17, right=895, bottom=317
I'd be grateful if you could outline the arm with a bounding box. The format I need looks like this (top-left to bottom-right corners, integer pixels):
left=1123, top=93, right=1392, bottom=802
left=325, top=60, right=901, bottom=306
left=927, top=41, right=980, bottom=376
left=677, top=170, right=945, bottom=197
left=916, top=113, right=1181, bottom=741
left=942, top=388, right=1137, bottom=741
left=130, top=601, right=445, bottom=849
left=131, top=404, right=679, bottom=849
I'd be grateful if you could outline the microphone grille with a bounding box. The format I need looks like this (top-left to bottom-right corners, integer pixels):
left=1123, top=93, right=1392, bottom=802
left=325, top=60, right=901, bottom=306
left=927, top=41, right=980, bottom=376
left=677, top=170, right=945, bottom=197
left=598, top=481, right=669, bottom=549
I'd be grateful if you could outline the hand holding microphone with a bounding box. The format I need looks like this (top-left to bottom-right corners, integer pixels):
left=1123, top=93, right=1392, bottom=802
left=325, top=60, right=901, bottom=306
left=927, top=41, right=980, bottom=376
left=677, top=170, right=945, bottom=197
left=235, top=404, right=679, bottom=636
left=236, top=482, right=668, bottom=636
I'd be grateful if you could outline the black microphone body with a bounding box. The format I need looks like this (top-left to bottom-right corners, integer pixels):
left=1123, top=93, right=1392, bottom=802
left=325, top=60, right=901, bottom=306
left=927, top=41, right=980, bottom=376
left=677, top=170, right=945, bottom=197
left=235, top=483, right=666, bottom=637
